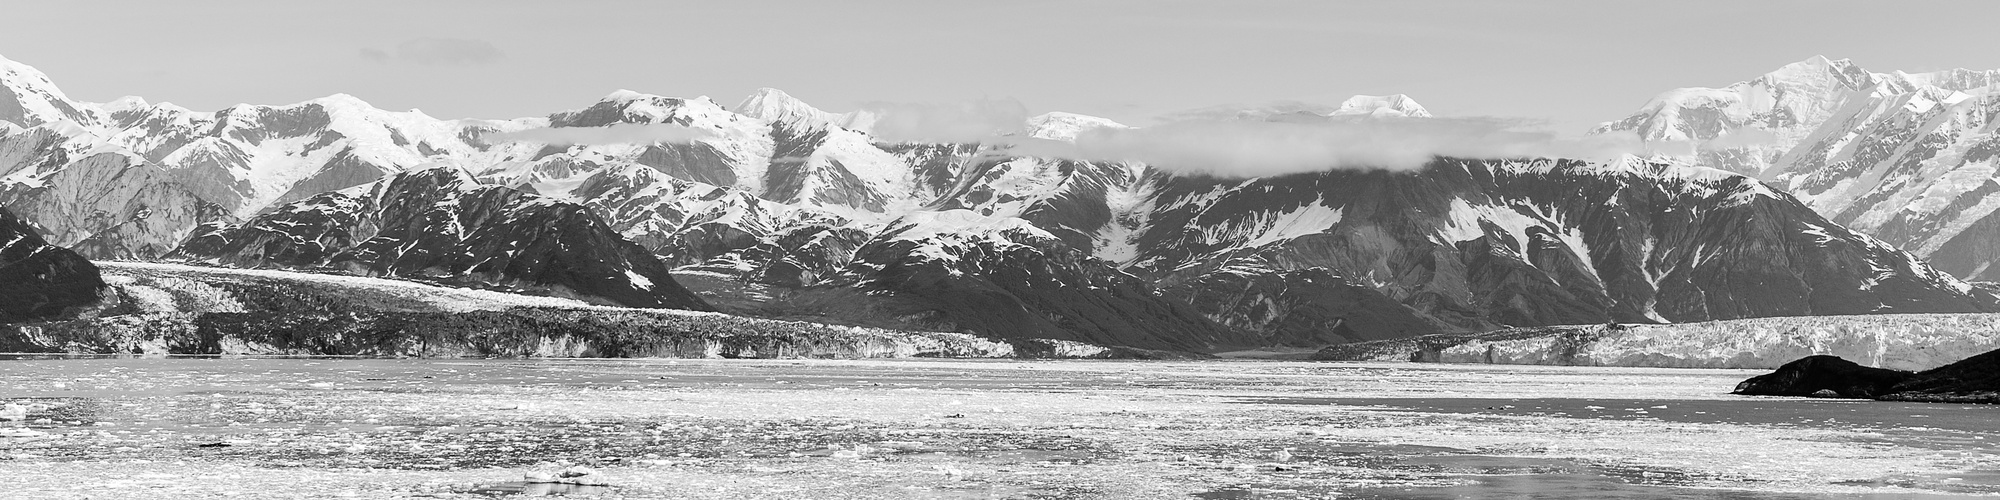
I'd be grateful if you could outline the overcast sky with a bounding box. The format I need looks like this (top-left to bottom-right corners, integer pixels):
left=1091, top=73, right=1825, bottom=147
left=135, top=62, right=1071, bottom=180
left=5, top=0, right=1997, bottom=134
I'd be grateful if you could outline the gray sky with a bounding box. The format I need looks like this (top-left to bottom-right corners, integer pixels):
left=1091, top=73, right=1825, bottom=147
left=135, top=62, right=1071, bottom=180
left=5, top=0, right=1997, bottom=134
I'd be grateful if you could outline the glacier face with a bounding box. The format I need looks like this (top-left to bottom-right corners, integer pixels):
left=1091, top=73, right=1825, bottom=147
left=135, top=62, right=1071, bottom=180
left=1317, top=314, right=2000, bottom=372
left=3, top=52, right=1996, bottom=350
left=1600, top=56, right=2000, bottom=281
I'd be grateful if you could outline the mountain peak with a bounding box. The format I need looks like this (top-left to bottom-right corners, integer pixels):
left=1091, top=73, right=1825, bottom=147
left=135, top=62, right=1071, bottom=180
left=1332, top=94, right=1432, bottom=118
left=735, top=87, right=838, bottom=129
left=0, top=53, right=95, bottom=127
left=602, top=89, right=664, bottom=103
left=100, top=96, right=151, bottom=115
left=306, top=93, right=378, bottom=111
left=1027, top=112, right=1128, bottom=142
left=1761, top=55, right=1871, bottom=91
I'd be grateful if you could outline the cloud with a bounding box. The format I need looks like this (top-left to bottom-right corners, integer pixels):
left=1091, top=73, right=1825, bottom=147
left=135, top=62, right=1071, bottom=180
left=850, top=98, right=1708, bottom=178
left=485, top=124, right=715, bottom=146
left=859, top=98, right=1030, bottom=143
left=1148, top=100, right=1343, bottom=124
left=992, top=115, right=1696, bottom=177
left=359, top=38, right=504, bottom=66
left=358, top=48, right=392, bottom=63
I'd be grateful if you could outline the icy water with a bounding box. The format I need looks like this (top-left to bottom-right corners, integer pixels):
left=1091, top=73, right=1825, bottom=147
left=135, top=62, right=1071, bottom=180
left=0, top=357, right=1993, bottom=499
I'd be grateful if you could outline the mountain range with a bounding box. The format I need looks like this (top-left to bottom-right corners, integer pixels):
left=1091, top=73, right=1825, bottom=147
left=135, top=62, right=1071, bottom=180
left=1599, top=55, right=2000, bottom=281
left=3, top=52, right=1997, bottom=353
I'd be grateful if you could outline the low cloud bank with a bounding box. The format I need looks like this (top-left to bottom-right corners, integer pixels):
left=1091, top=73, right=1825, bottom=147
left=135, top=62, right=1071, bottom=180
left=486, top=123, right=714, bottom=145
left=860, top=99, right=1030, bottom=144
left=858, top=99, right=1731, bottom=177
left=997, top=116, right=1700, bottom=177
left=483, top=96, right=1786, bottom=178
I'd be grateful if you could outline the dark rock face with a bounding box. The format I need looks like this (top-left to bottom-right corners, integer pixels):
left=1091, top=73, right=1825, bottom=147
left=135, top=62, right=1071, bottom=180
left=0, top=132, right=233, bottom=259
left=839, top=213, right=1228, bottom=352
left=1138, top=159, right=1998, bottom=337
left=168, top=167, right=712, bottom=311
left=1879, top=349, right=2000, bottom=403
left=1731, top=355, right=1915, bottom=398
left=0, top=206, right=105, bottom=322
left=1160, top=260, right=1444, bottom=346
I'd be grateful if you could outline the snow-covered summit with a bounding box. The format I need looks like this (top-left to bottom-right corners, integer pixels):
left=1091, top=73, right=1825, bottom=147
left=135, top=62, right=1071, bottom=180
left=1332, top=94, right=1431, bottom=118
left=1599, top=55, right=2000, bottom=283
left=1026, top=112, right=1128, bottom=142
left=735, top=87, right=843, bottom=130
left=0, top=53, right=97, bottom=127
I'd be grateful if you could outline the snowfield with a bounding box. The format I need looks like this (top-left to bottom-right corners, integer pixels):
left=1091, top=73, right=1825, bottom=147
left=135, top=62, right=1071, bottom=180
left=102, top=261, right=607, bottom=313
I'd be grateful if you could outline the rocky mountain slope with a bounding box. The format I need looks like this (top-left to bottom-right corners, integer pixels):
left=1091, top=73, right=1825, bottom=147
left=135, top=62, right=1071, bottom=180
left=5, top=52, right=1996, bottom=352
left=1137, top=157, right=1996, bottom=339
left=0, top=206, right=104, bottom=322
left=1599, top=56, right=2000, bottom=281
left=167, top=166, right=712, bottom=311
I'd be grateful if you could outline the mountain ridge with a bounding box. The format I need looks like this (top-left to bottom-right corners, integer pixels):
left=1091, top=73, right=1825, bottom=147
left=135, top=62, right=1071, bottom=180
left=4, top=52, right=1994, bottom=351
left=1602, top=56, right=2000, bottom=281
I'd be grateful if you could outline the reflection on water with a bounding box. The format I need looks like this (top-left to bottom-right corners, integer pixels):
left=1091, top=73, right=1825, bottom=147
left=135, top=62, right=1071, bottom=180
left=1194, top=450, right=1985, bottom=500
left=461, top=481, right=613, bottom=496
left=1249, top=396, right=2000, bottom=453
left=0, top=354, right=390, bottom=360
left=1218, top=396, right=2000, bottom=499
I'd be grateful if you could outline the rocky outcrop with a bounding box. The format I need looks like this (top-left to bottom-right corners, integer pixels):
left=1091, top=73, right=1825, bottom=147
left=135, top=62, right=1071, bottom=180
left=0, top=206, right=104, bottom=322
left=1731, top=355, right=1914, bottom=398
left=1876, top=348, right=2000, bottom=403
left=169, top=167, right=712, bottom=311
left=1731, top=350, right=2000, bottom=404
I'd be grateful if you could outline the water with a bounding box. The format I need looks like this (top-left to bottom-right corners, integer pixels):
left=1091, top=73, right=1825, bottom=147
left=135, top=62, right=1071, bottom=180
left=0, top=357, right=1994, bottom=499
left=461, top=481, right=614, bottom=496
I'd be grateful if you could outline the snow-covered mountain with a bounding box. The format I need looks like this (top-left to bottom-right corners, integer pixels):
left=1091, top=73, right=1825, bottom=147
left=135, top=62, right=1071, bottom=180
left=1600, top=56, right=2000, bottom=281
left=168, top=166, right=712, bottom=310
left=0, top=53, right=540, bottom=257
left=1141, top=157, right=1996, bottom=341
left=4, top=52, right=1995, bottom=351
left=1332, top=94, right=1432, bottom=118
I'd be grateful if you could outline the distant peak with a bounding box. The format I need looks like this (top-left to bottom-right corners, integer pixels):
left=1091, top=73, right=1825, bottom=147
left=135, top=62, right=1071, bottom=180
left=100, top=96, right=150, bottom=114
left=0, top=53, right=95, bottom=126
left=602, top=89, right=663, bottom=103
left=735, top=87, right=836, bottom=128
left=307, top=93, right=377, bottom=110
left=1768, top=55, right=1862, bottom=79
left=1027, top=112, right=1129, bottom=142
left=1332, top=94, right=1431, bottom=118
